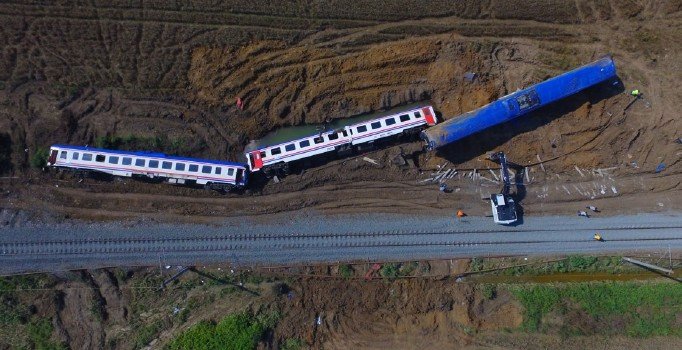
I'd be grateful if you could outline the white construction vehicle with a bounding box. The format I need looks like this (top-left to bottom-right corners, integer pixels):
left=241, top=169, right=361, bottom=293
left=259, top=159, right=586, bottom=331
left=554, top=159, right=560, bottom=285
left=487, top=152, right=518, bottom=225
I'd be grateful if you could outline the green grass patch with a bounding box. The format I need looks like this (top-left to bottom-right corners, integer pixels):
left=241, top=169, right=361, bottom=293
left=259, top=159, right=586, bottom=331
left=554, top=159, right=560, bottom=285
left=167, top=311, right=277, bottom=350
left=135, top=320, right=164, bottom=348
left=27, top=318, right=67, bottom=350
left=509, top=281, right=682, bottom=337
left=475, top=256, right=631, bottom=276
left=380, top=263, right=399, bottom=280
left=280, top=338, right=304, bottom=350
left=338, top=264, right=353, bottom=278
left=30, top=147, right=49, bottom=169
left=480, top=284, right=497, bottom=300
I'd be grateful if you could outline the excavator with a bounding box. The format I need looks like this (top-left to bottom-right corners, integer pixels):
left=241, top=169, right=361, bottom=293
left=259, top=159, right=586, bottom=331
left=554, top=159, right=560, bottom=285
left=487, top=152, right=518, bottom=225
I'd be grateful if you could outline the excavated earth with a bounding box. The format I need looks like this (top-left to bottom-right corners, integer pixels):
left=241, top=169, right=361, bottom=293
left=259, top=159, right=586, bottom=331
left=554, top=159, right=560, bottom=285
left=0, top=0, right=681, bottom=349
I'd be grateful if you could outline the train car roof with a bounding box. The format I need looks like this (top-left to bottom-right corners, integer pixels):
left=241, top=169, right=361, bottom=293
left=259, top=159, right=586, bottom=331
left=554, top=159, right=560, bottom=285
left=51, top=144, right=246, bottom=167
left=244, top=101, right=433, bottom=152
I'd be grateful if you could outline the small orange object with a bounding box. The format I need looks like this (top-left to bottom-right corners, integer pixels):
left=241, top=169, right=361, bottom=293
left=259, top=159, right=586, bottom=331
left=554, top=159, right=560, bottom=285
left=457, top=210, right=466, bottom=218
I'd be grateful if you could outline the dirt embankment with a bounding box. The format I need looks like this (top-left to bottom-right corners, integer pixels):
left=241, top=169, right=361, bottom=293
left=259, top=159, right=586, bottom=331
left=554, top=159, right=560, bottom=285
left=1, top=263, right=522, bottom=350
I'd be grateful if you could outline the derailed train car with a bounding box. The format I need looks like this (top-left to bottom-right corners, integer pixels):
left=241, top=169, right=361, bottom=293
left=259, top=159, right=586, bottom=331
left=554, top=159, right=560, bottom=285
left=47, top=145, right=248, bottom=190
left=421, top=56, right=618, bottom=150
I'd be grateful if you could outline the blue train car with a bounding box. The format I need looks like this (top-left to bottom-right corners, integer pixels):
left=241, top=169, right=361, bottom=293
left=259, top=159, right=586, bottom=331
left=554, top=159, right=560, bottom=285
left=421, top=56, right=617, bottom=150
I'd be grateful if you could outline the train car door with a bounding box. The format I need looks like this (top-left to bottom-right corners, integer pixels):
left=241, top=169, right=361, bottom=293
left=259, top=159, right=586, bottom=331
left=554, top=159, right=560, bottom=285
left=249, top=151, right=264, bottom=171
left=235, top=168, right=244, bottom=184
left=48, top=150, right=58, bottom=165
left=422, top=107, right=437, bottom=126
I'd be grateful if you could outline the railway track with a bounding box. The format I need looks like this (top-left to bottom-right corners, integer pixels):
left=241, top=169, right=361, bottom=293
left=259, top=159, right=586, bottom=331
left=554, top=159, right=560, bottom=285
left=2, top=226, right=681, bottom=256
left=1, top=214, right=680, bottom=275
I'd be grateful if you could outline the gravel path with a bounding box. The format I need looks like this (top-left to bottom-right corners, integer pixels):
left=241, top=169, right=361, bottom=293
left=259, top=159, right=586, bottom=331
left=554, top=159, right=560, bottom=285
left=1, top=212, right=680, bottom=275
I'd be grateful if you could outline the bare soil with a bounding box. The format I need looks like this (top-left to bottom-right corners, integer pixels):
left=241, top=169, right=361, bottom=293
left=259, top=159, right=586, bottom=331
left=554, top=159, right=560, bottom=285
left=1, top=0, right=680, bottom=224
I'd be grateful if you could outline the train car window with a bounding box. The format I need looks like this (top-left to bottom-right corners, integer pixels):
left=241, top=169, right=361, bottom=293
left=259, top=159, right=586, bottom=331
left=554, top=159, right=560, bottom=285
left=342, top=130, right=348, bottom=137
left=60, top=151, right=67, bottom=159
left=371, top=121, right=382, bottom=129
left=149, top=160, right=159, bottom=168
left=72, top=152, right=79, bottom=160
left=399, top=114, right=410, bottom=122
left=135, top=158, right=145, bottom=167
left=270, top=147, right=282, bottom=155
left=357, top=125, right=368, bottom=133
left=414, top=111, right=422, bottom=118
left=328, top=133, right=339, bottom=141
left=285, top=144, right=295, bottom=152
left=313, top=136, right=324, bottom=144
left=201, top=165, right=211, bottom=174
left=385, top=118, right=396, bottom=126
left=82, top=153, right=93, bottom=161
left=259, top=151, right=266, bottom=159
left=108, top=156, right=119, bottom=164
left=299, top=140, right=310, bottom=148
left=162, top=161, right=172, bottom=170
left=227, top=168, right=234, bottom=176
left=122, top=157, right=132, bottom=165
left=214, top=167, right=221, bottom=175
left=95, top=155, right=105, bottom=162
left=189, top=164, right=198, bottom=172
left=515, top=89, right=540, bottom=111
left=175, top=163, right=185, bottom=171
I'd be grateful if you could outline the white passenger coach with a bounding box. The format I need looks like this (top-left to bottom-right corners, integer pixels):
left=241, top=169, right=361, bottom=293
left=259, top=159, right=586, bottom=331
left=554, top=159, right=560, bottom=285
left=245, top=105, right=437, bottom=175
left=47, top=145, right=248, bottom=190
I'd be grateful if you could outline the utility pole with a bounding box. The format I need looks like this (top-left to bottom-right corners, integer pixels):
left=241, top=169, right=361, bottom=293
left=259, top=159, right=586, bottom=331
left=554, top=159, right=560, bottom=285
left=622, top=257, right=674, bottom=275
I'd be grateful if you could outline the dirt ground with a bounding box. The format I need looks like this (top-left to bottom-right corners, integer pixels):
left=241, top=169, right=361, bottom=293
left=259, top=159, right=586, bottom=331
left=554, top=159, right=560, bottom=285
left=1, top=1, right=682, bottom=349
left=1, top=0, right=681, bottom=223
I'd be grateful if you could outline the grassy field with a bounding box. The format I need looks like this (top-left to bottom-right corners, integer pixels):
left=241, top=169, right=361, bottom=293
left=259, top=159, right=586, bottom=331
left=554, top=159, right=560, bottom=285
left=167, top=311, right=279, bottom=350
left=507, top=281, right=682, bottom=337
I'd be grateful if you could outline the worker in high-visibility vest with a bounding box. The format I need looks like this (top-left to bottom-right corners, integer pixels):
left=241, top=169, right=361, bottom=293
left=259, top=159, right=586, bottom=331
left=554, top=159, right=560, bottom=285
left=631, top=89, right=640, bottom=97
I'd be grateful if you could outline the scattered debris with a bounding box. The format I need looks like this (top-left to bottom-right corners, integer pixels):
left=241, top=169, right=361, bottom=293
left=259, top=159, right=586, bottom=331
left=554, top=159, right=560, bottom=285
left=655, top=163, right=666, bottom=173
left=236, top=97, right=244, bottom=110
left=273, top=175, right=280, bottom=183
left=489, top=169, right=500, bottom=181
left=611, top=186, right=618, bottom=194
left=456, top=210, right=466, bottom=218
left=578, top=211, right=589, bottom=218
left=363, top=156, right=379, bottom=165
left=364, top=263, right=381, bottom=281
left=463, top=72, right=477, bottom=82
left=631, top=161, right=639, bottom=169
left=536, top=155, right=546, bottom=172
left=586, top=206, right=600, bottom=212
left=676, top=137, right=682, bottom=144
left=574, top=165, right=584, bottom=177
